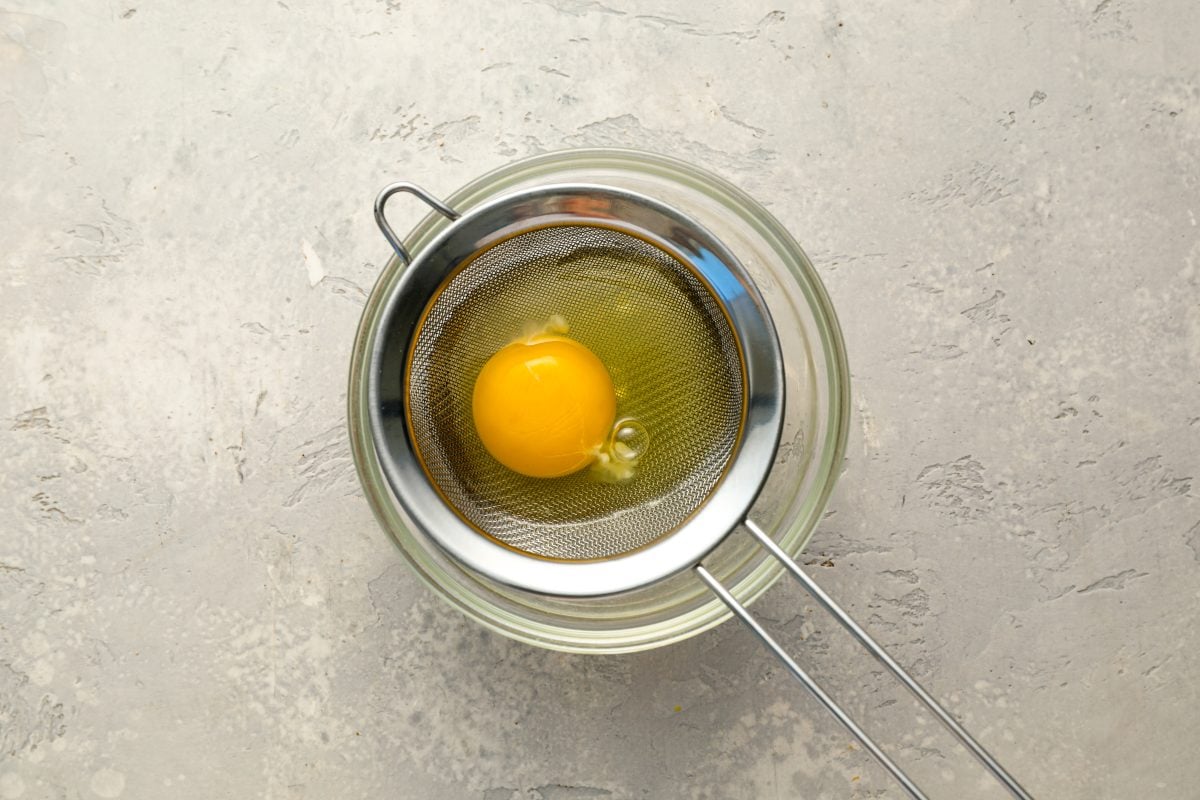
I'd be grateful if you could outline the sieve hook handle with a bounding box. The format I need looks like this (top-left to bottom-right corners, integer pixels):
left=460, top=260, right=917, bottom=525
left=696, top=519, right=1035, bottom=800
left=374, top=182, right=461, bottom=265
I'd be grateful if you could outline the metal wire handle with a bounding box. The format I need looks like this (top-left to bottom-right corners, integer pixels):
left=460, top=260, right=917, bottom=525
left=696, top=519, right=1035, bottom=800
left=374, top=182, right=461, bottom=265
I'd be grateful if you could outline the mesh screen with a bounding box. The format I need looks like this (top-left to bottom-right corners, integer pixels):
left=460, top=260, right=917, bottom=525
left=406, top=225, right=744, bottom=560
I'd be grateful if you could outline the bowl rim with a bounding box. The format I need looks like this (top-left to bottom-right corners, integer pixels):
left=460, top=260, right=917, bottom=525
left=347, top=147, right=851, bottom=653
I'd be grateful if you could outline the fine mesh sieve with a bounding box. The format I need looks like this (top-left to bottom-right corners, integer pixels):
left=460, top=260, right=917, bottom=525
left=366, top=180, right=1035, bottom=800
left=370, top=183, right=784, bottom=599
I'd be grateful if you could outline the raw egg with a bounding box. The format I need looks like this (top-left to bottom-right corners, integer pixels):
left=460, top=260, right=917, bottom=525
left=472, top=328, right=617, bottom=479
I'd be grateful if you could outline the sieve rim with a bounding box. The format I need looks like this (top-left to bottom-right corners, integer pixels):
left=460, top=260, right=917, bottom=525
left=367, top=183, right=784, bottom=597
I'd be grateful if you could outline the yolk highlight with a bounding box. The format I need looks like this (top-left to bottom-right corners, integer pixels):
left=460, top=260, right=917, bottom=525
left=472, top=335, right=616, bottom=478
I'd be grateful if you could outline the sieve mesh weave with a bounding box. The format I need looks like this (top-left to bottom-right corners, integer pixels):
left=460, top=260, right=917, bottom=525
left=406, top=225, right=744, bottom=560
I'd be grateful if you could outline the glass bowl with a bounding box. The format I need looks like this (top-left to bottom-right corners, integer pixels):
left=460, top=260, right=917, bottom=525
left=348, top=148, right=849, bottom=654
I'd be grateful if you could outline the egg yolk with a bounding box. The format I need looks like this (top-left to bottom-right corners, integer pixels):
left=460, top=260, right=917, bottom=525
left=472, top=335, right=616, bottom=478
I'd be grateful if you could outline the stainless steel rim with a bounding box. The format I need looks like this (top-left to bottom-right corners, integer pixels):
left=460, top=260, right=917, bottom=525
left=367, top=183, right=784, bottom=597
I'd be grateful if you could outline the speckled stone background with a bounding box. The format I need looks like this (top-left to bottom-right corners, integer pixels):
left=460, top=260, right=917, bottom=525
left=2, top=1, right=1198, bottom=798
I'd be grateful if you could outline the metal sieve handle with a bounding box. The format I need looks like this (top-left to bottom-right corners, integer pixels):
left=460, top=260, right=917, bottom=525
left=374, top=182, right=461, bottom=265
left=695, top=519, right=1035, bottom=800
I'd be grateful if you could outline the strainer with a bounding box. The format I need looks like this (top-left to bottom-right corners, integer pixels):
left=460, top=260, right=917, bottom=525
left=366, top=179, right=1033, bottom=800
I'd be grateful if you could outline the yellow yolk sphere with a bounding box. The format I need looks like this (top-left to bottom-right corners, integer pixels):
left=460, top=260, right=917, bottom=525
left=472, top=335, right=616, bottom=478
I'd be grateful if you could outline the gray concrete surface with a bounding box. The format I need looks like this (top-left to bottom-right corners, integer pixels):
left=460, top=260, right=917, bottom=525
left=2, top=1, right=1198, bottom=798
